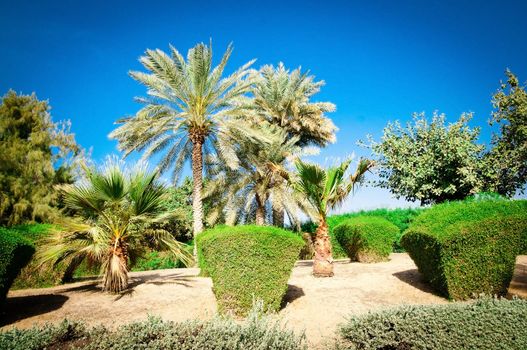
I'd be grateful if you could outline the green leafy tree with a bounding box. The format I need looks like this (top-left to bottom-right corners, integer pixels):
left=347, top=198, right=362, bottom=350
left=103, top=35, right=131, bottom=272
left=39, top=161, right=192, bottom=293
left=484, top=70, right=527, bottom=196
left=288, top=158, right=373, bottom=277
left=0, top=90, right=79, bottom=225
left=365, top=112, right=486, bottom=205
left=109, top=42, right=254, bottom=246
left=244, top=63, right=337, bottom=226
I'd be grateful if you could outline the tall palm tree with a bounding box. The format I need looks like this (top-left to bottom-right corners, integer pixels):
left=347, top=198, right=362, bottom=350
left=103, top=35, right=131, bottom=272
left=109, top=42, right=255, bottom=243
left=204, top=125, right=309, bottom=226
left=39, top=161, right=192, bottom=293
left=245, top=63, right=338, bottom=226
left=289, top=158, right=374, bottom=277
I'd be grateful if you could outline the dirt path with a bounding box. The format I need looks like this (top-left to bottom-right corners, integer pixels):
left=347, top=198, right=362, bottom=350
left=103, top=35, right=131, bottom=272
left=2, top=254, right=526, bottom=349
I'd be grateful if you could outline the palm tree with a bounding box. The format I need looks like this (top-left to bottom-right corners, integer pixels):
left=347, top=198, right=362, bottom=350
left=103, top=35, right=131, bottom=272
left=39, top=161, right=192, bottom=293
left=204, top=125, right=309, bottom=226
left=289, top=158, right=374, bottom=277
left=245, top=63, right=338, bottom=226
left=109, top=42, right=255, bottom=244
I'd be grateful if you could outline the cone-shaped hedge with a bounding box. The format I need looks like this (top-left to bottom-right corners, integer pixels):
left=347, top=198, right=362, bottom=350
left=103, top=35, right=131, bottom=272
left=197, top=225, right=303, bottom=316
left=401, top=200, right=527, bottom=299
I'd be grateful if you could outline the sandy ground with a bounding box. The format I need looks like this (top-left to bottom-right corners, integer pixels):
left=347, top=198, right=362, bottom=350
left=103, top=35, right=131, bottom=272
left=2, top=253, right=526, bottom=349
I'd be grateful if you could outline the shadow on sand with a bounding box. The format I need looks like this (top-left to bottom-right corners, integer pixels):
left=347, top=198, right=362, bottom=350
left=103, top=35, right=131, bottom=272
left=392, top=269, right=443, bottom=296
left=0, top=294, right=69, bottom=327
left=280, top=284, right=305, bottom=309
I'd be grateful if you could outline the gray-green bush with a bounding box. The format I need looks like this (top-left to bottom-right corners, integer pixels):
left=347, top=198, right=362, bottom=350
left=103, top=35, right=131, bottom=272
left=0, top=303, right=306, bottom=350
left=336, top=297, right=527, bottom=350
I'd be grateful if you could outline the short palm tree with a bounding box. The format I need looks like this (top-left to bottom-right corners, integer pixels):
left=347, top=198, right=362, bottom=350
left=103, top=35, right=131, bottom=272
left=109, top=42, right=255, bottom=243
left=290, top=158, right=374, bottom=277
left=39, top=162, right=192, bottom=293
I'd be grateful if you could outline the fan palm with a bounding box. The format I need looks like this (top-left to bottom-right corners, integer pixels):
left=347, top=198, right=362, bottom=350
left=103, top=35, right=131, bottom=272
left=39, top=161, right=192, bottom=293
left=204, top=126, right=309, bottom=226
left=109, top=42, right=255, bottom=243
left=290, top=158, right=374, bottom=277
left=245, top=63, right=338, bottom=226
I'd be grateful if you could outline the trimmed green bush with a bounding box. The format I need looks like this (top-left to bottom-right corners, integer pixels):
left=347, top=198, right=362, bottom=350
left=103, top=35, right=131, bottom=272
left=0, top=303, right=306, bottom=350
left=0, top=227, right=35, bottom=302
left=401, top=200, right=527, bottom=299
left=302, top=208, right=424, bottom=257
left=336, top=297, right=527, bottom=350
left=197, top=225, right=303, bottom=316
left=334, top=217, right=399, bottom=262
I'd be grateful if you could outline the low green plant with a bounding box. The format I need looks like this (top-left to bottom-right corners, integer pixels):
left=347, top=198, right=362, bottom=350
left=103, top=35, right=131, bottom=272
left=0, top=302, right=306, bottom=350
left=197, top=225, right=303, bottom=315
left=336, top=297, right=527, bottom=350
left=0, top=227, right=35, bottom=302
left=401, top=200, right=527, bottom=299
left=334, top=217, right=399, bottom=262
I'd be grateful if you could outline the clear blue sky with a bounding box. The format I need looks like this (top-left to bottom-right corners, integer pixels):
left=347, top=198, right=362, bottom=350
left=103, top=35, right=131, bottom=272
left=1, top=0, right=526, bottom=211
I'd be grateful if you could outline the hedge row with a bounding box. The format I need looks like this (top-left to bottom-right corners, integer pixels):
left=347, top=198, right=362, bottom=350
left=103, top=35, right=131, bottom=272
left=197, top=225, right=303, bottom=316
left=334, top=217, right=399, bottom=262
left=401, top=200, right=527, bottom=299
left=0, top=304, right=306, bottom=350
left=0, top=227, right=35, bottom=303
left=302, top=208, right=423, bottom=257
left=336, top=297, right=527, bottom=350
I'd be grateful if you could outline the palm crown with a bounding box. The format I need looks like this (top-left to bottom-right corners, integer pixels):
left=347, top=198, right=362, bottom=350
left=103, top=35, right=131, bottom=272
left=109, top=42, right=255, bottom=238
left=39, top=161, right=192, bottom=293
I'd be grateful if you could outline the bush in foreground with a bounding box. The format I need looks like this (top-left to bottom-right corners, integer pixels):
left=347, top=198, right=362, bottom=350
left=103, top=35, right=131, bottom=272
left=334, top=217, right=399, bottom=262
left=197, top=225, right=303, bottom=315
left=336, top=297, right=527, bottom=350
left=0, top=227, right=35, bottom=303
left=0, top=302, right=306, bottom=350
left=401, top=200, right=527, bottom=299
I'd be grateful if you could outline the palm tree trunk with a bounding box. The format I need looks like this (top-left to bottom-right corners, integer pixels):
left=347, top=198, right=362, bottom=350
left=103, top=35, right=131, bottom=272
left=255, top=195, right=265, bottom=225
left=313, top=218, right=334, bottom=277
left=103, top=240, right=129, bottom=293
left=273, top=207, right=284, bottom=227
left=191, top=137, right=204, bottom=258
left=61, top=255, right=83, bottom=283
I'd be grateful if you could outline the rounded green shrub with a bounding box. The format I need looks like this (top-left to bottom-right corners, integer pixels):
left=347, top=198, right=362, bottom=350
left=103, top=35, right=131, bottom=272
left=401, top=200, right=527, bottom=299
left=334, top=217, right=399, bottom=262
left=0, top=227, right=35, bottom=303
left=197, top=225, right=304, bottom=316
left=336, top=297, right=527, bottom=350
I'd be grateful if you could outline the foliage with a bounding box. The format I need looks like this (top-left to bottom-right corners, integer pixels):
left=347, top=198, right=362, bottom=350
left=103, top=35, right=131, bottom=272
left=0, top=90, right=80, bottom=225
left=303, top=207, right=423, bottom=257
left=131, top=243, right=193, bottom=271
left=109, top=42, right=256, bottom=236
left=38, top=160, right=192, bottom=293
left=334, top=217, right=399, bottom=262
left=197, top=225, right=303, bottom=315
left=484, top=70, right=527, bottom=196
left=336, top=297, right=527, bottom=350
left=0, top=227, right=35, bottom=302
left=401, top=200, right=527, bottom=299
left=364, top=112, right=487, bottom=205
left=9, top=224, right=64, bottom=289
left=0, top=303, right=306, bottom=350
left=246, top=63, right=337, bottom=148
left=157, top=177, right=193, bottom=242
left=204, top=126, right=309, bottom=227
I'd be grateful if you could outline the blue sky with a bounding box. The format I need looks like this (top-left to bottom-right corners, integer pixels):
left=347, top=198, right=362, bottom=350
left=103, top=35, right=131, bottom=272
left=1, top=0, right=526, bottom=211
